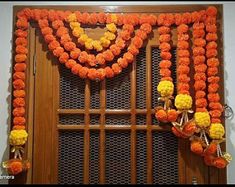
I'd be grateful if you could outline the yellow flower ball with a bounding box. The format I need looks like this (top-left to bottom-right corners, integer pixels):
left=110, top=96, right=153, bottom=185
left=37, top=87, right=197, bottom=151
left=194, top=112, right=211, bottom=128
left=209, top=123, right=225, bottom=140
left=157, top=80, right=174, bottom=97
left=85, top=38, right=93, bottom=50
left=78, top=34, right=89, bottom=45
left=70, top=22, right=81, bottom=30
left=9, top=130, right=28, bottom=146
left=92, top=40, right=103, bottom=51
left=104, top=32, right=116, bottom=41
left=106, top=23, right=117, bottom=33
left=67, top=13, right=77, bottom=22
left=100, top=37, right=111, bottom=48
left=111, top=14, right=118, bottom=23
left=72, top=27, right=84, bottom=37
left=175, top=94, right=192, bottom=110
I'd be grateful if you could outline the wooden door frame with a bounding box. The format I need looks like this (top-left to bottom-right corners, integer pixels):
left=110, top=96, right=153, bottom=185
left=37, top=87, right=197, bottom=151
left=10, top=4, right=226, bottom=184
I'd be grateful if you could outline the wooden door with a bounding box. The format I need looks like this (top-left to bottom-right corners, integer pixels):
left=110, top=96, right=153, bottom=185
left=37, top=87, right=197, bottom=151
left=11, top=5, right=226, bottom=185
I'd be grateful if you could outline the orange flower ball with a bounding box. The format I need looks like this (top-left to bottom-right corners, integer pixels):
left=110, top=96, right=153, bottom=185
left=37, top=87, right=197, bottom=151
left=13, top=107, right=25, bottom=117
left=120, top=30, right=131, bottom=41
left=13, top=79, right=25, bottom=90
left=13, top=98, right=25, bottom=108
left=194, top=73, right=206, bottom=81
left=167, top=109, right=178, bottom=122
left=88, top=13, right=98, bottom=24
left=15, top=29, right=28, bottom=38
left=193, top=47, right=205, bottom=56
left=136, top=30, right=147, bottom=40
left=70, top=48, right=81, bottom=60
left=56, top=27, right=68, bottom=38
left=177, top=41, right=189, bottom=50
left=206, top=6, right=217, bottom=17
left=195, top=98, right=208, bottom=108
left=48, top=40, right=60, bottom=51
left=181, top=12, right=191, bottom=24
left=52, top=20, right=64, bottom=29
left=16, top=18, right=28, bottom=29
left=59, top=52, right=69, bottom=64
left=208, top=83, right=219, bottom=93
left=44, top=34, right=55, bottom=44
left=65, top=59, right=77, bottom=69
left=7, top=160, right=23, bottom=175
left=208, top=93, right=220, bottom=103
left=209, top=102, right=223, bottom=111
left=16, top=37, right=27, bottom=47
left=194, top=55, right=206, bottom=65
left=96, top=54, right=105, bottom=65
left=195, top=64, right=207, bottom=73
left=177, top=24, right=188, bottom=34
left=110, top=45, right=121, bottom=56
left=112, top=63, right=122, bottom=75
left=103, top=50, right=114, bottom=62
left=192, top=22, right=205, bottom=30
left=128, top=45, right=139, bottom=56
left=78, top=67, right=89, bottom=79
left=97, top=68, right=106, bottom=81
left=159, top=60, right=172, bottom=69
left=194, top=80, right=206, bottom=90
left=41, top=27, right=53, bottom=36
left=204, top=155, right=216, bottom=166
left=178, top=74, right=190, bottom=83
left=206, top=33, right=218, bottom=42
left=206, top=49, right=218, bottom=58
left=209, top=110, right=222, bottom=118
left=159, top=42, right=171, bottom=52
left=15, top=54, right=27, bottom=63
left=204, top=142, right=217, bottom=155
left=64, top=42, right=76, bottom=52
left=193, top=29, right=205, bottom=38
left=104, top=66, right=114, bottom=78
left=158, top=26, right=170, bottom=34
left=140, top=23, right=152, bottom=34
left=171, top=126, right=188, bottom=139
left=178, top=50, right=190, bottom=58
left=206, top=24, right=217, bottom=33
left=213, top=157, right=227, bottom=169
left=208, top=76, right=220, bottom=84
left=115, top=38, right=126, bottom=49
left=13, top=117, right=26, bottom=126
left=207, top=67, right=218, bottom=77
left=13, top=90, right=26, bottom=98
left=71, top=64, right=82, bottom=75
left=132, top=36, right=143, bottom=49
left=123, top=52, right=134, bottom=63
left=178, top=58, right=190, bottom=66
left=160, top=68, right=171, bottom=77
left=13, top=125, right=26, bottom=130
left=178, top=34, right=189, bottom=41
left=190, top=141, right=204, bottom=155
left=159, top=34, right=171, bottom=43
left=123, top=24, right=134, bottom=33
left=160, top=52, right=172, bottom=60
left=13, top=72, right=25, bottom=81
left=97, top=12, right=107, bottom=24
left=117, top=58, right=128, bottom=68
left=38, top=19, right=49, bottom=29
left=87, top=68, right=99, bottom=80
left=53, top=47, right=64, bottom=57
left=182, top=121, right=197, bottom=135
left=177, top=65, right=190, bottom=74
left=206, top=41, right=217, bottom=49
left=194, top=38, right=206, bottom=47
left=14, top=63, right=26, bottom=72
left=16, top=45, right=28, bottom=54
left=195, top=90, right=206, bottom=99
left=155, top=109, right=167, bottom=122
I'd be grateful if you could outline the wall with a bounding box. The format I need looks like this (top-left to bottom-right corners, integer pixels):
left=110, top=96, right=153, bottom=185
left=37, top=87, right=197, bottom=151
left=0, top=1, right=234, bottom=184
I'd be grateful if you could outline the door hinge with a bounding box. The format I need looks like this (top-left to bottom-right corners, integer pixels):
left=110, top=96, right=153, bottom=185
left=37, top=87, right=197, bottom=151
left=192, top=176, right=198, bottom=185
left=33, top=53, right=36, bottom=76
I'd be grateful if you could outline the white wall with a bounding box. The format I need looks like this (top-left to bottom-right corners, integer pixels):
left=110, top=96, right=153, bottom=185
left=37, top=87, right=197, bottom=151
left=0, top=1, right=234, bottom=184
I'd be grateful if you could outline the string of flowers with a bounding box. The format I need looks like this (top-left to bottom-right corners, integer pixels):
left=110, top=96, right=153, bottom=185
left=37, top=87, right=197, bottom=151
left=203, top=6, right=232, bottom=168
left=171, top=15, right=196, bottom=138
left=155, top=13, right=178, bottom=124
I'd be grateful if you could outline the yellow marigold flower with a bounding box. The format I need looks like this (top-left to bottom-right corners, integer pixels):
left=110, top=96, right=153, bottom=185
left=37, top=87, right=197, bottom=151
left=111, top=14, right=118, bottom=23
left=70, top=22, right=80, bottom=29
left=100, top=37, right=111, bottom=48
left=209, top=123, right=225, bottom=140
left=106, top=23, right=117, bottom=33
left=9, top=130, right=28, bottom=146
left=67, top=13, right=77, bottom=22
left=194, top=112, right=211, bottom=128
left=157, top=80, right=174, bottom=97
left=104, top=31, right=116, bottom=41
left=175, top=94, right=192, bottom=110
left=85, top=38, right=93, bottom=50
left=92, top=40, right=103, bottom=51
left=72, top=27, right=84, bottom=37
left=78, top=34, right=89, bottom=45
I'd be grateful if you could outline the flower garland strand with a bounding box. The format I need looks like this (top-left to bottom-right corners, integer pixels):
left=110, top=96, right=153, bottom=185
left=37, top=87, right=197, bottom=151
left=204, top=6, right=232, bottom=168
left=155, top=13, right=178, bottom=124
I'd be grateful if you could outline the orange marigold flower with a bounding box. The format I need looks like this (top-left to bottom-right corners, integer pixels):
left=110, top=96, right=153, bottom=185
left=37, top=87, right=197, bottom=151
left=177, top=65, right=190, bottom=74
left=213, top=157, right=227, bottom=169
left=135, top=30, right=147, bottom=40
left=193, top=29, right=205, bottom=38
left=44, top=34, right=55, bottom=44
left=60, top=34, right=72, bottom=45
left=194, top=73, right=206, bottom=81
left=190, top=141, right=203, bottom=155
left=13, top=72, right=25, bottom=81
left=195, top=98, right=207, bottom=108
left=174, top=13, right=182, bottom=25
left=208, top=83, right=219, bottom=93
left=64, top=42, right=76, bottom=51
left=88, top=13, right=98, bottom=25
left=160, top=68, right=171, bottom=77
left=15, top=54, right=27, bottom=63
left=16, top=45, right=28, bottom=54
left=193, top=55, right=206, bottom=65
left=177, top=41, right=189, bottom=50
left=155, top=109, right=167, bottom=122
left=159, top=34, right=171, bottom=43
left=123, top=52, right=134, bottom=63
left=71, top=64, right=82, bottom=75
left=13, top=117, right=26, bottom=126
left=123, top=24, right=134, bottom=33
left=204, top=155, right=216, bottom=166
left=16, top=18, right=28, bottom=29
left=127, top=45, right=139, bottom=56
left=206, top=6, right=218, bottom=16
left=15, top=37, right=27, bottom=47
left=207, top=67, right=218, bottom=76
left=48, top=10, right=58, bottom=21
left=206, top=41, right=217, bottom=50
left=208, top=76, right=220, bottom=83
left=191, top=13, right=202, bottom=24
left=211, top=118, right=221, bottom=123
left=53, top=47, right=64, bottom=57
left=160, top=52, right=172, bottom=60
left=181, top=12, right=192, bottom=24
left=194, top=38, right=206, bottom=47
left=103, top=50, right=114, bottom=62
left=132, top=36, right=143, bottom=49
left=165, top=13, right=175, bottom=26
left=41, top=27, right=53, bottom=36
left=13, top=90, right=25, bottom=98
left=38, top=19, right=49, bottom=29
left=14, top=63, right=26, bottom=72
left=183, top=121, right=197, bottom=135
left=206, top=24, right=217, bottom=33
left=97, top=12, right=107, bottom=24
left=117, top=58, right=129, bottom=68
left=7, top=160, right=23, bottom=175
left=178, top=50, right=190, bottom=57
left=70, top=48, right=81, bottom=60
left=159, top=42, right=171, bottom=52
left=207, top=58, right=219, bottom=67
left=206, top=49, right=218, bottom=58
left=193, top=47, right=205, bottom=56
left=172, top=126, right=188, bottom=138
left=178, top=83, right=190, bottom=92
left=158, top=26, right=170, bottom=34
left=209, top=102, right=223, bottom=111
left=120, top=30, right=131, bottom=41
left=78, top=51, right=88, bottom=63
left=65, top=59, right=77, bottom=69
left=178, top=34, right=189, bottom=41
left=177, top=24, right=188, bottom=34
left=210, top=110, right=222, bottom=118
left=112, top=63, right=122, bottom=75
left=195, top=90, right=206, bottom=99
left=115, top=38, right=126, bottom=49
left=78, top=66, right=89, bottom=79
left=206, top=33, right=218, bottom=41
left=159, top=60, right=172, bottom=69
left=178, top=58, right=190, bottom=66
left=96, top=53, right=105, bottom=65
left=48, top=40, right=60, bottom=51
left=18, top=8, right=32, bottom=20
left=87, top=55, right=97, bottom=67
left=79, top=12, right=90, bottom=24
left=104, top=66, right=114, bottom=78
left=87, top=68, right=99, bottom=80
left=52, top=20, right=64, bottom=29
left=59, top=52, right=69, bottom=64
left=97, top=68, right=106, bottom=81
left=195, top=64, right=207, bottom=73
left=140, top=23, right=152, bottom=34
left=178, top=74, right=190, bottom=83
left=205, top=17, right=216, bottom=25
left=15, top=29, right=28, bottom=38
left=157, top=14, right=166, bottom=26
left=13, top=107, right=25, bottom=117
left=208, top=93, right=220, bottom=103
left=13, top=79, right=25, bottom=90
left=13, top=98, right=25, bottom=108
left=56, top=27, right=68, bottom=38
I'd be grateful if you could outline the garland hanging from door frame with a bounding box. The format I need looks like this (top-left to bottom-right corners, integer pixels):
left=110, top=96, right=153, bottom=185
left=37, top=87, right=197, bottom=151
left=2, top=6, right=232, bottom=176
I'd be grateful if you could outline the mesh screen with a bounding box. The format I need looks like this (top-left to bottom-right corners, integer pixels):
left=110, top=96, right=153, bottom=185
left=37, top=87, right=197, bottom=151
left=105, top=131, right=131, bottom=184
left=136, top=115, right=147, bottom=125
left=90, top=81, right=100, bottom=109
left=152, top=132, right=179, bottom=184
left=136, top=48, right=146, bottom=109
left=89, top=131, right=100, bottom=184
left=59, top=64, right=85, bottom=109
left=105, top=115, right=131, bottom=125
left=106, top=66, right=131, bottom=109
left=58, top=131, right=84, bottom=184
left=136, top=131, right=147, bottom=184
left=59, top=114, right=84, bottom=125
left=90, top=114, right=101, bottom=125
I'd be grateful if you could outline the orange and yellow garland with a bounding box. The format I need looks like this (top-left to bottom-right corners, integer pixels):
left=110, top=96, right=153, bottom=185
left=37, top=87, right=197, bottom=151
left=3, top=6, right=232, bottom=176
